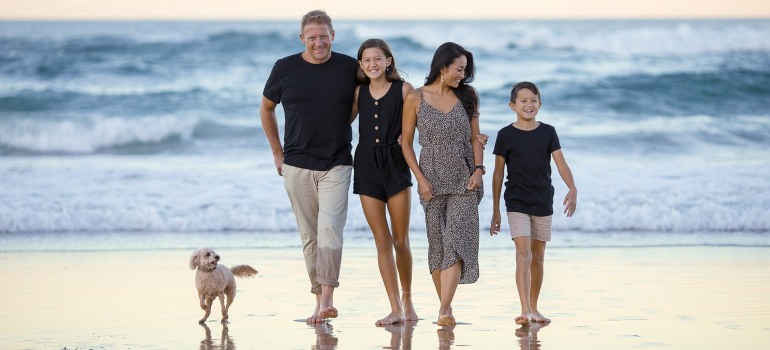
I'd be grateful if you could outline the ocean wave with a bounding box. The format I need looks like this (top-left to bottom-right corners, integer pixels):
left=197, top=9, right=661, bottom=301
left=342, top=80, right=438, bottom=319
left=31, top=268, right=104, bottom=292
left=0, top=115, right=198, bottom=154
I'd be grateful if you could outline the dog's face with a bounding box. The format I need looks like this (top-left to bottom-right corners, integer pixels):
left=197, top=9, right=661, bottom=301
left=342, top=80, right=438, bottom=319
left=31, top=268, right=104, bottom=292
left=189, top=248, right=220, bottom=271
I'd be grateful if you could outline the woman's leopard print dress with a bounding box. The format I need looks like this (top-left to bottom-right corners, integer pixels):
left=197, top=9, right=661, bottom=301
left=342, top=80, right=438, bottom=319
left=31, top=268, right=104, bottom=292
left=416, top=90, right=482, bottom=284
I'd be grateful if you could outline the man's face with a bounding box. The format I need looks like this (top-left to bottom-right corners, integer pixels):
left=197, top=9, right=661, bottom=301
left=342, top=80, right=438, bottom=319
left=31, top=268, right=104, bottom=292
left=300, top=23, right=334, bottom=64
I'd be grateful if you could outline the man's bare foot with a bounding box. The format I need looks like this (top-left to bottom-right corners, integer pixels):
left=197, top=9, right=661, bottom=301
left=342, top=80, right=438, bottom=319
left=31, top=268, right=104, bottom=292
left=402, top=293, right=419, bottom=321
left=375, top=311, right=404, bottom=326
left=306, top=304, right=325, bottom=323
left=531, top=311, right=550, bottom=323
left=515, top=314, right=530, bottom=325
left=319, top=306, right=338, bottom=319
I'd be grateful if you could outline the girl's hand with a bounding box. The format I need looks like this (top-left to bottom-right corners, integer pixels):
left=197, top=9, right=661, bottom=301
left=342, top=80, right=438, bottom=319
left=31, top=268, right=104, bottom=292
left=475, top=133, right=489, bottom=150
left=418, top=178, right=434, bottom=201
left=490, top=211, right=501, bottom=236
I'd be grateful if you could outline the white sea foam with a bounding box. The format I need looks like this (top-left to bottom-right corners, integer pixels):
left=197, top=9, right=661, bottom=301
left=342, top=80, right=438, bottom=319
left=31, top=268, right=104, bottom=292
left=0, top=115, right=198, bottom=153
left=1, top=152, right=769, bottom=238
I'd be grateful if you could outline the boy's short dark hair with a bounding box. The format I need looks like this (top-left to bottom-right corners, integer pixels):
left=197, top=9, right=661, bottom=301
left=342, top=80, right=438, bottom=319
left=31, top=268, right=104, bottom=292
left=511, top=81, right=541, bottom=103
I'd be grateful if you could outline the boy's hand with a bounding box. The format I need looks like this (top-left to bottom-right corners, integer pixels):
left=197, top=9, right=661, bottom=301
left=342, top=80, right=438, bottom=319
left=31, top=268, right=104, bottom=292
left=490, top=211, right=501, bottom=236
left=563, top=188, right=577, bottom=217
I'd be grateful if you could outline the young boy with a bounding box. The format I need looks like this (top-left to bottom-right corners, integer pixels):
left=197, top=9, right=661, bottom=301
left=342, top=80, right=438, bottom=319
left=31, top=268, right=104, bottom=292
left=490, top=81, right=577, bottom=325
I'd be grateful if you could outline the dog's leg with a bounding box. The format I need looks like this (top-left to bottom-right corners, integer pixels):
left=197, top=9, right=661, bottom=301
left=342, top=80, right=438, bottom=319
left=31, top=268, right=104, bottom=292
left=199, top=295, right=214, bottom=324
left=218, top=292, right=229, bottom=323
left=198, top=290, right=207, bottom=310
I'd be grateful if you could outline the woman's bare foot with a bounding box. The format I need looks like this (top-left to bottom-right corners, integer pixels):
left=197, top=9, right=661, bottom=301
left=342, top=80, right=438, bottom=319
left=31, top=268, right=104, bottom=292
left=375, top=311, right=404, bottom=326
left=402, top=292, right=419, bottom=321
left=530, top=310, right=550, bottom=323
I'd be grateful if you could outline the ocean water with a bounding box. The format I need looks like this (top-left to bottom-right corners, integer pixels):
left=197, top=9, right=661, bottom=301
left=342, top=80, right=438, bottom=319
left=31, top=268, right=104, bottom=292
left=1, top=20, right=769, bottom=249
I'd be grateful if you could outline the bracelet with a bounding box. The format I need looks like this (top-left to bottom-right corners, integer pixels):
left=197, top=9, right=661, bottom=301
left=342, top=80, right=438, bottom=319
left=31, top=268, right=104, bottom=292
left=474, top=165, right=485, bottom=173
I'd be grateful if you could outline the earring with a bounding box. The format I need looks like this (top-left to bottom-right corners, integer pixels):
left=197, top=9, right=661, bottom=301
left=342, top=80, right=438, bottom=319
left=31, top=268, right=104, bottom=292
left=440, top=74, right=444, bottom=85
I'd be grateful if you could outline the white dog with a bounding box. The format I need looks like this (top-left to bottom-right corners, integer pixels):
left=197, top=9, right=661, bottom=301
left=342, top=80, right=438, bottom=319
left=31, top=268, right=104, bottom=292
left=189, top=248, right=258, bottom=323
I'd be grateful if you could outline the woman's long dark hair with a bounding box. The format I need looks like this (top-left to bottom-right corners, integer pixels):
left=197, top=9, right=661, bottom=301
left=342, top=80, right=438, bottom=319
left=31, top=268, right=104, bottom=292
left=425, top=42, right=478, bottom=119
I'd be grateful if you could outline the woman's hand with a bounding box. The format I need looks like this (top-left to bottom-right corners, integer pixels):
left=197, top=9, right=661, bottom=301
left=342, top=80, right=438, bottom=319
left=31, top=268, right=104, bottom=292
left=466, top=169, right=483, bottom=191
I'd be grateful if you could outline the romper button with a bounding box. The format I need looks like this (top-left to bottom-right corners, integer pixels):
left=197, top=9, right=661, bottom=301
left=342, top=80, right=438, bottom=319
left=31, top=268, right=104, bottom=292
left=375, top=138, right=380, bottom=143
left=374, top=101, right=379, bottom=105
left=374, top=114, right=378, bottom=119
left=374, top=126, right=379, bottom=130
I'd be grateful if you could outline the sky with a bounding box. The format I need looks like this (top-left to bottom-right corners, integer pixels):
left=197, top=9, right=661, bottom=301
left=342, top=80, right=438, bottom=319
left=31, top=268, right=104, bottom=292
left=2, top=0, right=770, bottom=20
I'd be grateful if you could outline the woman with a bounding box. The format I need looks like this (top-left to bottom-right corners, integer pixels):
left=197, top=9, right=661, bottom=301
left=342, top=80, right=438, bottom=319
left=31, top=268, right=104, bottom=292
left=401, top=42, right=484, bottom=327
left=352, top=38, right=418, bottom=325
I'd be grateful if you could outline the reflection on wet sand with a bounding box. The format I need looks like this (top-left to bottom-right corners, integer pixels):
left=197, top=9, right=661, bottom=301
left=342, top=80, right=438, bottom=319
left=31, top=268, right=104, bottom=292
left=311, top=322, right=339, bottom=350
left=381, top=321, right=417, bottom=350
left=437, top=326, right=455, bottom=350
left=515, top=322, right=548, bottom=350
left=199, top=323, right=235, bottom=350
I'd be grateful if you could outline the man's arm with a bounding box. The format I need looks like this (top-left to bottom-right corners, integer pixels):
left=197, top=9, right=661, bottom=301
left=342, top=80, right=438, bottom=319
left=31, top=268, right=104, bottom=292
left=259, top=96, right=284, bottom=176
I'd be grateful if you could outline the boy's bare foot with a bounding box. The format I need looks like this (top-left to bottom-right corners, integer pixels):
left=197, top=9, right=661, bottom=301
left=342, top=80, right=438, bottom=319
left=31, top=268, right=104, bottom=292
left=375, top=311, right=405, bottom=325
left=402, top=292, right=419, bottom=321
left=515, top=314, right=530, bottom=325
left=319, top=306, right=338, bottom=319
left=531, top=311, right=550, bottom=323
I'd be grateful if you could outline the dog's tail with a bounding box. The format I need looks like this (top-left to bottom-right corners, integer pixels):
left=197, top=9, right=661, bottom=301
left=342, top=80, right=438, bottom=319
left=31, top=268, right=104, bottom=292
left=230, top=265, right=258, bottom=278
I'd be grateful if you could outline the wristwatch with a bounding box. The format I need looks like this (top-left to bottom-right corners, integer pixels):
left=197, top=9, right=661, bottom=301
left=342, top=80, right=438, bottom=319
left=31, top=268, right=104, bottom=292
left=474, top=165, right=485, bottom=174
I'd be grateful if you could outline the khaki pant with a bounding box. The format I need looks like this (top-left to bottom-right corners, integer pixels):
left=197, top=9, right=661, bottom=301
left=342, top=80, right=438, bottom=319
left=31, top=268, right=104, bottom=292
left=283, top=164, right=352, bottom=294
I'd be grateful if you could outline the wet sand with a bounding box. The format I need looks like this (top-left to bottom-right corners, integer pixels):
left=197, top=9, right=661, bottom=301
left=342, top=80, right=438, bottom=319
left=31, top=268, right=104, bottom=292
left=1, top=238, right=769, bottom=349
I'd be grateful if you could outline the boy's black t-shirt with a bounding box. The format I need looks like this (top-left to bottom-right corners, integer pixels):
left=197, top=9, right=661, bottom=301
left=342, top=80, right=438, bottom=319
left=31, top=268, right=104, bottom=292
left=263, top=52, right=358, bottom=171
left=492, top=122, right=561, bottom=216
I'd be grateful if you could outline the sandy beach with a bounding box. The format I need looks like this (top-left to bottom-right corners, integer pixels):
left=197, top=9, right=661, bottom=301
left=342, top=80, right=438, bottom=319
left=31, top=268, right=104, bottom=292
left=1, top=232, right=769, bottom=349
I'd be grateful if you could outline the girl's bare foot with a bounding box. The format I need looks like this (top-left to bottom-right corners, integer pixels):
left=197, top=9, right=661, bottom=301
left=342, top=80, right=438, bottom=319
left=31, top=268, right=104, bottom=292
left=530, top=310, right=550, bottom=323
left=402, top=292, right=419, bottom=321
left=375, top=311, right=404, bottom=325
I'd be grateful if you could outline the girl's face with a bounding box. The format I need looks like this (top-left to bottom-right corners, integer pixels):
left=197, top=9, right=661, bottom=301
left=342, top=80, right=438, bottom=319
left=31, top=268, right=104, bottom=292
left=440, top=55, right=467, bottom=88
left=359, top=47, right=391, bottom=81
left=510, top=88, right=541, bottom=121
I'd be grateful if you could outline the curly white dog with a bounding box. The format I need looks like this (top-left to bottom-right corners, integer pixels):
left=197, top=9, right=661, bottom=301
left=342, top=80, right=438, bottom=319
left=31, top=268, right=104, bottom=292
left=189, top=248, right=258, bottom=323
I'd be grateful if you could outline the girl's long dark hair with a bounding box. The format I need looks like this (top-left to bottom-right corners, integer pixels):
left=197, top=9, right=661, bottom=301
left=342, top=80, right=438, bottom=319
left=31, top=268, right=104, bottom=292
left=425, top=42, right=478, bottom=119
left=356, top=38, right=402, bottom=84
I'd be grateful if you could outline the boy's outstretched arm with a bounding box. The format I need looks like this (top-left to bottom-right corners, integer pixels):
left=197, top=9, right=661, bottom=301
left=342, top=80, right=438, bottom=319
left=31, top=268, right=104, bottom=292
left=552, top=149, right=577, bottom=217
left=490, top=155, right=506, bottom=235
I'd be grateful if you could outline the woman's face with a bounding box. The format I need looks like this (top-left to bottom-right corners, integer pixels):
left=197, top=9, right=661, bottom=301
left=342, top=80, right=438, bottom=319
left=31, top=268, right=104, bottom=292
left=441, top=55, right=467, bottom=88
left=359, top=47, right=392, bottom=81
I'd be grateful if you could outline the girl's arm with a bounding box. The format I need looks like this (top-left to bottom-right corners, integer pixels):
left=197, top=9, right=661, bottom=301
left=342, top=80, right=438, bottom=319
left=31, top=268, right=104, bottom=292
left=490, top=154, right=506, bottom=235
left=401, top=89, right=433, bottom=200
left=552, top=149, right=577, bottom=217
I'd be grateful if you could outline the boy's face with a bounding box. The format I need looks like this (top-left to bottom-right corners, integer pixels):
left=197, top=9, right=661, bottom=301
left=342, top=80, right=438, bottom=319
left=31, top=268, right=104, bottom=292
left=509, top=88, right=541, bottom=121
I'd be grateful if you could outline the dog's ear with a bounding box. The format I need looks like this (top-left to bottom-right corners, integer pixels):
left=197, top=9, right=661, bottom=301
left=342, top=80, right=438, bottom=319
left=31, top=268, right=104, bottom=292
left=190, top=250, right=200, bottom=270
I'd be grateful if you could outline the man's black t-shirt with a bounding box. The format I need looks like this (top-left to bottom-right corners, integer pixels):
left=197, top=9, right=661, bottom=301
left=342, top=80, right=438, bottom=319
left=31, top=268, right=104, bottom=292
left=492, top=122, right=561, bottom=216
left=263, top=52, right=358, bottom=171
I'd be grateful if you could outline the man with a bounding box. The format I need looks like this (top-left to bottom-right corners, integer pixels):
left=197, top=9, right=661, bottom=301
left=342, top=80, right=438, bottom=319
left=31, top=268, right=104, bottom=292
left=260, top=10, right=358, bottom=323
